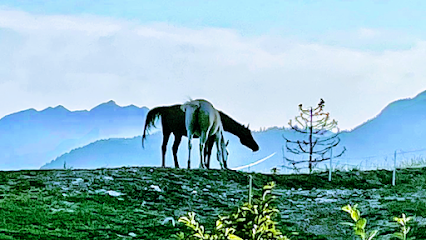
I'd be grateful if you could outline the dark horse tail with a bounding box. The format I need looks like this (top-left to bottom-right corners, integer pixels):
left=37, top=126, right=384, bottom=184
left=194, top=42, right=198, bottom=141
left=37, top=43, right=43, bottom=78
left=142, top=107, right=165, bottom=148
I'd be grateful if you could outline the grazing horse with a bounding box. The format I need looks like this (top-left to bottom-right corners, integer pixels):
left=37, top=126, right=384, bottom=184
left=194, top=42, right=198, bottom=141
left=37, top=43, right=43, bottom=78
left=142, top=104, right=259, bottom=169
left=181, top=99, right=229, bottom=169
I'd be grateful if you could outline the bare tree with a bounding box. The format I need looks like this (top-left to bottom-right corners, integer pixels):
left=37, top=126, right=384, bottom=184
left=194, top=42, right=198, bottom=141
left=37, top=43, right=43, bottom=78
left=283, top=99, right=346, bottom=173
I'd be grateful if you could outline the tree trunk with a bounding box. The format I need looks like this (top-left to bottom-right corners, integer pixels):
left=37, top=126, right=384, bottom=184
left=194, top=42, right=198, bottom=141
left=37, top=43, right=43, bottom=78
left=309, top=107, right=313, bottom=173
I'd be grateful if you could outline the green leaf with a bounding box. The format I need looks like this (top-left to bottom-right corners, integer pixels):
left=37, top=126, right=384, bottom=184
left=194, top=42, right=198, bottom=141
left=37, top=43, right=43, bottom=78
left=354, top=228, right=367, bottom=240
left=178, top=216, right=190, bottom=223
left=228, top=234, right=243, bottom=240
left=194, top=232, right=204, bottom=239
left=340, top=222, right=355, bottom=227
left=368, top=230, right=378, bottom=240
left=393, top=232, right=404, bottom=239
left=342, top=205, right=352, bottom=213
left=262, top=190, right=271, bottom=200
left=356, top=218, right=367, bottom=230
left=405, top=226, right=411, bottom=234
left=351, top=209, right=361, bottom=222
left=171, top=232, right=185, bottom=240
left=216, top=220, right=223, bottom=229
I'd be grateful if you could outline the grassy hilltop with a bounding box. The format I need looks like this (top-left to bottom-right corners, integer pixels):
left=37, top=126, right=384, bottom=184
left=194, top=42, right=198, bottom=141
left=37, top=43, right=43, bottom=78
left=0, top=166, right=426, bottom=239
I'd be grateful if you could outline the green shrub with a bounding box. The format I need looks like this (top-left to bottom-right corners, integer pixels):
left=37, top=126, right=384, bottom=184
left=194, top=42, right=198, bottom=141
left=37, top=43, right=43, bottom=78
left=393, top=213, right=414, bottom=240
left=173, top=181, right=291, bottom=240
left=342, top=204, right=416, bottom=240
left=341, top=204, right=378, bottom=240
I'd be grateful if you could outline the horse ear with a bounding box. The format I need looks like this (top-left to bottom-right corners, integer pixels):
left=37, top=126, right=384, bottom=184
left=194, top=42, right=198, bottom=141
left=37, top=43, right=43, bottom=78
left=247, top=124, right=250, bottom=129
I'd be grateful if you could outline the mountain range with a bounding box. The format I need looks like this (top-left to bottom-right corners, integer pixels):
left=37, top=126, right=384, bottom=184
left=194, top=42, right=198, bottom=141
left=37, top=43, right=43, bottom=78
left=0, top=100, right=148, bottom=170
left=2, top=90, right=426, bottom=173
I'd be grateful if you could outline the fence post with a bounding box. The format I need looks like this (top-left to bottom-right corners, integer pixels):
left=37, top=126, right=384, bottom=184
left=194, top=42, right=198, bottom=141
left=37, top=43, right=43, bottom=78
left=248, top=175, right=253, bottom=205
left=329, top=148, right=333, bottom=181
left=392, top=150, right=397, bottom=186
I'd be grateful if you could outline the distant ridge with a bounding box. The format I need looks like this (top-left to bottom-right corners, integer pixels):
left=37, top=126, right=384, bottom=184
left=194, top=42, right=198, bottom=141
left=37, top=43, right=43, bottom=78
left=351, top=89, right=426, bottom=132
left=42, top=105, right=70, bottom=112
left=0, top=101, right=149, bottom=170
left=90, top=100, right=120, bottom=112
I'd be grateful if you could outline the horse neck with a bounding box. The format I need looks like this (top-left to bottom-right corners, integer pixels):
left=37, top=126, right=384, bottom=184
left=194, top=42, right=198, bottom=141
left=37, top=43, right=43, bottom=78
left=220, top=112, right=246, bottom=138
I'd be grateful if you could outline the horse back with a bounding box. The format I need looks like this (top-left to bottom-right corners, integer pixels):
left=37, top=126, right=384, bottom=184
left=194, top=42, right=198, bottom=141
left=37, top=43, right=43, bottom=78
left=192, top=100, right=223, bottom=135
left=162, top=105, right=186, bottom=135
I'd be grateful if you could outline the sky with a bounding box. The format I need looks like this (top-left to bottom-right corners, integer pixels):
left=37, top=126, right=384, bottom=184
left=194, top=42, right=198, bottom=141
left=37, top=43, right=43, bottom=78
left=1, top=0, right=426, bottom=131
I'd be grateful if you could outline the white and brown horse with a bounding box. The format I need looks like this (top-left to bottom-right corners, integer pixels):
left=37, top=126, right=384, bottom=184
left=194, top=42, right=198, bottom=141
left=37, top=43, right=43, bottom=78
left=181, top=99, right=229, bottom=169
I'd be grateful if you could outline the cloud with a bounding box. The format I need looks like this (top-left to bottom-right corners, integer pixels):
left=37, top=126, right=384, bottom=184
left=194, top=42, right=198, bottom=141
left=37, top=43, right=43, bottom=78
left=357, top=28, right=380, bottom=39
left=0, top=8, right=426, bottom=131
left=0, top=8, right=122, bottom=35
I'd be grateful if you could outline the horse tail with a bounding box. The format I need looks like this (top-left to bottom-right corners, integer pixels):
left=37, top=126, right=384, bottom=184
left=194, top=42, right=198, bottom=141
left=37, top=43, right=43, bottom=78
left=142, top=107, right=165, bottom=148
left=181, top=100, right=202, bottom=136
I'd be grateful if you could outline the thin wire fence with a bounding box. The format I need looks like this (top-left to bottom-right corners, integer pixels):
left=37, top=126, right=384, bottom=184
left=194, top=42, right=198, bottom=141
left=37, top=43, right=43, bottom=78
left=273, top=147, right=426, bottom=186
left=232, top=146, right=426, bottom=177
left=276, top=147, right=426, bottom=175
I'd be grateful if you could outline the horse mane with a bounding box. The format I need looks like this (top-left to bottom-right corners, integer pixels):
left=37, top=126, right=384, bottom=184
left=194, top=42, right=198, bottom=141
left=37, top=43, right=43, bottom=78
left=181, top=99, right=201, bottom=111
left=142, top=106, right=166, bottom=147
left=219, top=111, right=249, bottom=134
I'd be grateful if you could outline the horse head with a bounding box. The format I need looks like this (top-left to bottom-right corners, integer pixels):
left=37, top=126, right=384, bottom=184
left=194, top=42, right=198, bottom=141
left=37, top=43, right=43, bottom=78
left=240, top=124, right=259, bottom=152
left=218, top=136, right=229, bottom=168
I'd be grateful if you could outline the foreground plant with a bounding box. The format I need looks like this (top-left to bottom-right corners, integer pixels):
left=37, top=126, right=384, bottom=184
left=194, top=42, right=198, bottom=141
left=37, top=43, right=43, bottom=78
left=341, top=204, right=378, bottom=240
left=174, top=211, right=240, bottom=240
left=393, top=213, right=414, bottom=240
left=173, top=181, right=290, bottom=240
left=271, top=167, right=280, bottom=175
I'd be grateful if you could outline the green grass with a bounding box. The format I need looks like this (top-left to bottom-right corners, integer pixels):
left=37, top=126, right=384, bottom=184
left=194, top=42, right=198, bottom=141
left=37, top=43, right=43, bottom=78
left=399, top=156, right=426, bottom=169
left=0, top=166, right=425, bottom=239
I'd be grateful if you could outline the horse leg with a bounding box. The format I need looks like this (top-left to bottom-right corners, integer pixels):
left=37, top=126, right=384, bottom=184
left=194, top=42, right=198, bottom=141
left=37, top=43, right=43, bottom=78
left=204, top=148, right=211, bottom=170
left=205, top=137, right=214, bottom=169
left=199, top=133, right=207, bottom=169
left=199, top=143, right=204, bottom=169
left=215, top=140, right=224, bottom=169
left=172, top=135, right=182, bottom=168
left=222, top=136, right=229, bottom=170
left=187, top=135, right=192, bottom=169
left=161, top=131, right=171, bottom=168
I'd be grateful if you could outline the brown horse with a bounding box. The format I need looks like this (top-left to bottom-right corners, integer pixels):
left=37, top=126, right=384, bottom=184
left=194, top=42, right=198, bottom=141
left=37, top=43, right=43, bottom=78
left=142, top=104, right=259, bottom=169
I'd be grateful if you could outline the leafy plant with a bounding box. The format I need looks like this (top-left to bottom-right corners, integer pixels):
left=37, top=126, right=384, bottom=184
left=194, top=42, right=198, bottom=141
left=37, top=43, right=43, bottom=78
left=173, top=181, right=291, bottom=240
left=271, top=167, right=280, bottom=175
left=393, top=213, right=414, bottom=240
left=173, top=211, right=241, bottom=240
left=341, top=204, right=378, bottom=240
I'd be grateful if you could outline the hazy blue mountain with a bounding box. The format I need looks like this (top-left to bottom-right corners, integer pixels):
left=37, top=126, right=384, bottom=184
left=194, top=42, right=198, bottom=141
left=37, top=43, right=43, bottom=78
left=41, top=126, right=346, bottom=173
left=41, top=90, right=426, bottom=173
left=0, top=100, right=148, bottom=170
left=42, top=129, right=303, bottom=172
left=336, top=90, right=426, bottom=169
